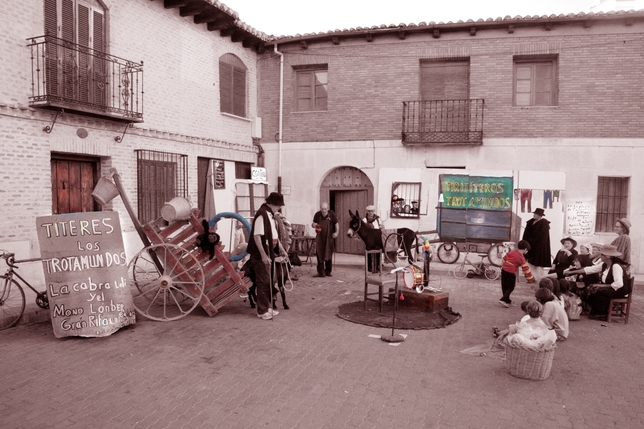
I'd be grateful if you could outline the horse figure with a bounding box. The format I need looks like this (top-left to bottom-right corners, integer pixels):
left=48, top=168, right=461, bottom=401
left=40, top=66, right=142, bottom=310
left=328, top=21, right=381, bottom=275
left=346, top=210, right=416, bottom=265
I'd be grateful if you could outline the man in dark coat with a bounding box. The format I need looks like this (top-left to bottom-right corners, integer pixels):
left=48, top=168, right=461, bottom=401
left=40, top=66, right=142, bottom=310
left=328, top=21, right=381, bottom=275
left=246, top=192, right=289, bottom=320
left=311, top=202, right=339, bottom=277
left=522, top=207, right=552, bottom=279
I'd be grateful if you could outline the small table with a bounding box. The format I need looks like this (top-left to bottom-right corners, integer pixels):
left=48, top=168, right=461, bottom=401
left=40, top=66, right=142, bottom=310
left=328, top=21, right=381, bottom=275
left=292, top=236, right=316, bottom=263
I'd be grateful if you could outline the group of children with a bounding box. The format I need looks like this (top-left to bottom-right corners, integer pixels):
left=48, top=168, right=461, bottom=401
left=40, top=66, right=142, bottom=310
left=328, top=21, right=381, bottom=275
left=496, top=239, right=580, bottom=344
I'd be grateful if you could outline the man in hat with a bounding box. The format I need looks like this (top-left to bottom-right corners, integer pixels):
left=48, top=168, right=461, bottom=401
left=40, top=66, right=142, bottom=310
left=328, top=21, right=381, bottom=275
left=586, top=244, right=629, bottom=319
left=363, top=205, right=384, bottom=230
left=363, top=205, right=384, bottom=272
left=246, top=192, right=289, bottom=320
left=522, top=208, right=551, bottom=279
left=311, top=202, right=339, bottom=277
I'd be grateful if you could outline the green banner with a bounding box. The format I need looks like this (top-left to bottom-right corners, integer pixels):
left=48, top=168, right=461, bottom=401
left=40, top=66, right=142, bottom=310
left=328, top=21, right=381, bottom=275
left=439, top=175, right=513, bottom=211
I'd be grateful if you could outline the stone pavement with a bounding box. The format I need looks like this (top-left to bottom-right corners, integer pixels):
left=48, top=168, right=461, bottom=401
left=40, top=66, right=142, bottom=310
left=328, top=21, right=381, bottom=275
left=2, top=254, right=643, bottom=429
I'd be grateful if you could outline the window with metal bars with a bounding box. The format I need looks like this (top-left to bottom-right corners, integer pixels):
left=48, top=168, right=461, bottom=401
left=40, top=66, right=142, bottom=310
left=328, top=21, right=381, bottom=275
left=391, top=182, right=421, bottom=219
left=235, top=182, right=268, bottom=221
left=136, top=150, right=187, bottom=224
left=595, top=177, right=629, bottom=233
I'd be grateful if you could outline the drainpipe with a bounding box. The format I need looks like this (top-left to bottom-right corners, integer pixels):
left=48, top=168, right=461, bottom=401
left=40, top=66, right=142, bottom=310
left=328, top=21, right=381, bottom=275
left=274, top=43, right=284, bottom=193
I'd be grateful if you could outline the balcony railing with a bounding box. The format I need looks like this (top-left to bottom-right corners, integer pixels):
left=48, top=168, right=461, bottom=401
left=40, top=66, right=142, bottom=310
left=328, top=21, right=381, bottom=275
left=28, top=35, right=144, bottom=123
left=402, top=99, right=484, bottom=145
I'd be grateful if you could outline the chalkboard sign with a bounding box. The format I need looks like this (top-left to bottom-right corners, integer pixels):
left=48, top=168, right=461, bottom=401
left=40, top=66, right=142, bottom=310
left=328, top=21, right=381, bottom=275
left=438, top=174, right=513, bottom=243
left=213, top=159, right=225, bottom=189
left=36, top=212, right=136, bottom=338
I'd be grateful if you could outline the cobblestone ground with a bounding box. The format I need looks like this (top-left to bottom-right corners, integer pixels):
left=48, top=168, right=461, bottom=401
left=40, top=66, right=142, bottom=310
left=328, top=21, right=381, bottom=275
left=2, top=257, right=643, bottom=429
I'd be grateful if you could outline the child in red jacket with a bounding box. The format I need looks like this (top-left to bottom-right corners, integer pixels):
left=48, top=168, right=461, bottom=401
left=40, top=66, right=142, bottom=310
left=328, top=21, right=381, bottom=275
left=499, top=240, right=535, bottom=307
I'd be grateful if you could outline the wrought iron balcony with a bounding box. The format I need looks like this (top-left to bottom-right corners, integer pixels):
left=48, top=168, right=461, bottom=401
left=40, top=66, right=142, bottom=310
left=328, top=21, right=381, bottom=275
left=402, top=99, right=484, bottom=146
left=27, top=35, right=144, bottom=123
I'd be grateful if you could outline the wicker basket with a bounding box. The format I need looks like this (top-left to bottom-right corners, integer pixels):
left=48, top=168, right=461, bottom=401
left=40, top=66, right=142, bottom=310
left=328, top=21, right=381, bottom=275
left=505, top=344, right=556, bottom=380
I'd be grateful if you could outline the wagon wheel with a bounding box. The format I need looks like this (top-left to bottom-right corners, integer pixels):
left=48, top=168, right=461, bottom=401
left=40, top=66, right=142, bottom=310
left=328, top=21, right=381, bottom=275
left=437, top=242, right=460, bottom=264
left=128, top=243, right=205, bottom=321
left=487, top=243, right=505, bottom=267
left=485, top=265, right=501, bottom=281
left=383, top=232, right=409, bottom=265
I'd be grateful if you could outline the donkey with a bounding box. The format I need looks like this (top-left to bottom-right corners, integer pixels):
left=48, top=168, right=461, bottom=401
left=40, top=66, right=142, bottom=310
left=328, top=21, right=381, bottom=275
left=346, top=210, right=416, bottom=266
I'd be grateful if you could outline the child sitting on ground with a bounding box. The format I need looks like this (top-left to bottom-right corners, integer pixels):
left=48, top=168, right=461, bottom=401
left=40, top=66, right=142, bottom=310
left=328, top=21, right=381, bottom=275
left=559, top=279, right=582, bottom=321
left=505, top=300, right=557, bottom=349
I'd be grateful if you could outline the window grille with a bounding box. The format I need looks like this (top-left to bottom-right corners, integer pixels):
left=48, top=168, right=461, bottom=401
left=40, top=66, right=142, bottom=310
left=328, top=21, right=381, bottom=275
left=391, top=182, right=421, bottom=219
left=136, top=150, right=187, bottom=224
left=596, top=177, right=629, bottom=233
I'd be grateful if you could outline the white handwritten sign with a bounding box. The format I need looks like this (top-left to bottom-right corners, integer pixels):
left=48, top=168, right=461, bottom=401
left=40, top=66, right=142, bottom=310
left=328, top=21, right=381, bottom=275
left=36, top=212, right=136, bottom=338
left=565, top=201, right=595, bottom=236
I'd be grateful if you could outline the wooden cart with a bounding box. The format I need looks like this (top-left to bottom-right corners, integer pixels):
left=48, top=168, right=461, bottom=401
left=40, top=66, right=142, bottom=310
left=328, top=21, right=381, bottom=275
left=105, top=169, right=250, bottom=321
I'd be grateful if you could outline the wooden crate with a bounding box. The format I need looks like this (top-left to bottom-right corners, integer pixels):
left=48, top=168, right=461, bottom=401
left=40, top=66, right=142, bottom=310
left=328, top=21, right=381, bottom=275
left=388, top=288, right=449, bottom=312
left=143, top=210, right=250, bottom=317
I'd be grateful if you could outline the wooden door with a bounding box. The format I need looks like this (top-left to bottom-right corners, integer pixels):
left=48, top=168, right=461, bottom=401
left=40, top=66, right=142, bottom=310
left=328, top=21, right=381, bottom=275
left=333, top=190, right=368, bottom=255
left=51, top=157, right=98, bottom=214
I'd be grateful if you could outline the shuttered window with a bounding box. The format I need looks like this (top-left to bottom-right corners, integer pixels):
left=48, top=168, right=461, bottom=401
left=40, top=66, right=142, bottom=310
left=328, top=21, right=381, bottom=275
left=513, top=56, right=558, bottom=106
left=420, top=60, right=469, bottom=100
left=219, top=53, right=247, bottom=117
left=43, top=0, right=106, bottom=104
left=295, top=67, right=328, bottom=111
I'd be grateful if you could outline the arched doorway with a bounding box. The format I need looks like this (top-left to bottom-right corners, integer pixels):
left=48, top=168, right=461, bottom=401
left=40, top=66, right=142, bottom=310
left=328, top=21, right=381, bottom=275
left=319, top=166, right=374, bottom=255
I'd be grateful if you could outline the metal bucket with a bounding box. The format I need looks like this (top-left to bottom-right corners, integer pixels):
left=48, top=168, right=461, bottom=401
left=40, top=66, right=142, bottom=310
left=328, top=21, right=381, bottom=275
left=91, top=177, right=120, bottom=205
left=161, top=197, right=192, bottom=222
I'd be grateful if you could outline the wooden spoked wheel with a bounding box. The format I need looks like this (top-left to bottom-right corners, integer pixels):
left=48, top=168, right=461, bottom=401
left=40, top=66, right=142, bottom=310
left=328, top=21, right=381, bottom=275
left=437, top=242, right=460, bottom=264
left=487, top=243, right=506, bottom=267
left=128, top=243, right=205, bottom=321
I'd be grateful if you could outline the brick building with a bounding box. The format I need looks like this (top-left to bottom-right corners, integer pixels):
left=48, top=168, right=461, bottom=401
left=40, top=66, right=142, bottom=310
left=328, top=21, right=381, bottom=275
left=0, top=0, right=268, bottom=284
left=256, top=8, right=644, bottom=273
left=2, top=2, right=643, bottom=277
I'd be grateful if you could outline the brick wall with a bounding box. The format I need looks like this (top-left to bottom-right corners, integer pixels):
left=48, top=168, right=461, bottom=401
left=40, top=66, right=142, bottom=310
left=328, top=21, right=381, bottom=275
left=258, top=19, right=644, bottom=142
left=0, top=0, right=259, bottom=249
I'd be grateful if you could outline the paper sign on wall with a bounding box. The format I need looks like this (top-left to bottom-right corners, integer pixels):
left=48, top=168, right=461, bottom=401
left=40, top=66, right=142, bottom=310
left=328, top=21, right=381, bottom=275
left=565, top=201, right=595, bottom=236
left=36, top=212, right=136, bottom=338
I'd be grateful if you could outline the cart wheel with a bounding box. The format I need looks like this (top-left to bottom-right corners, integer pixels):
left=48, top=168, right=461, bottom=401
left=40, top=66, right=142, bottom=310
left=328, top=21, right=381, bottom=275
left=454, top=264, right=468, bottom=279
left=485, top=265, right=501, bottom=281
left=487, top=243, right=505, bottom=267
left=383, top=233, right=409, bottom=265
left=437, top=242, right=460, bottom=264
left=128, top=243, right=205, bottom=321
